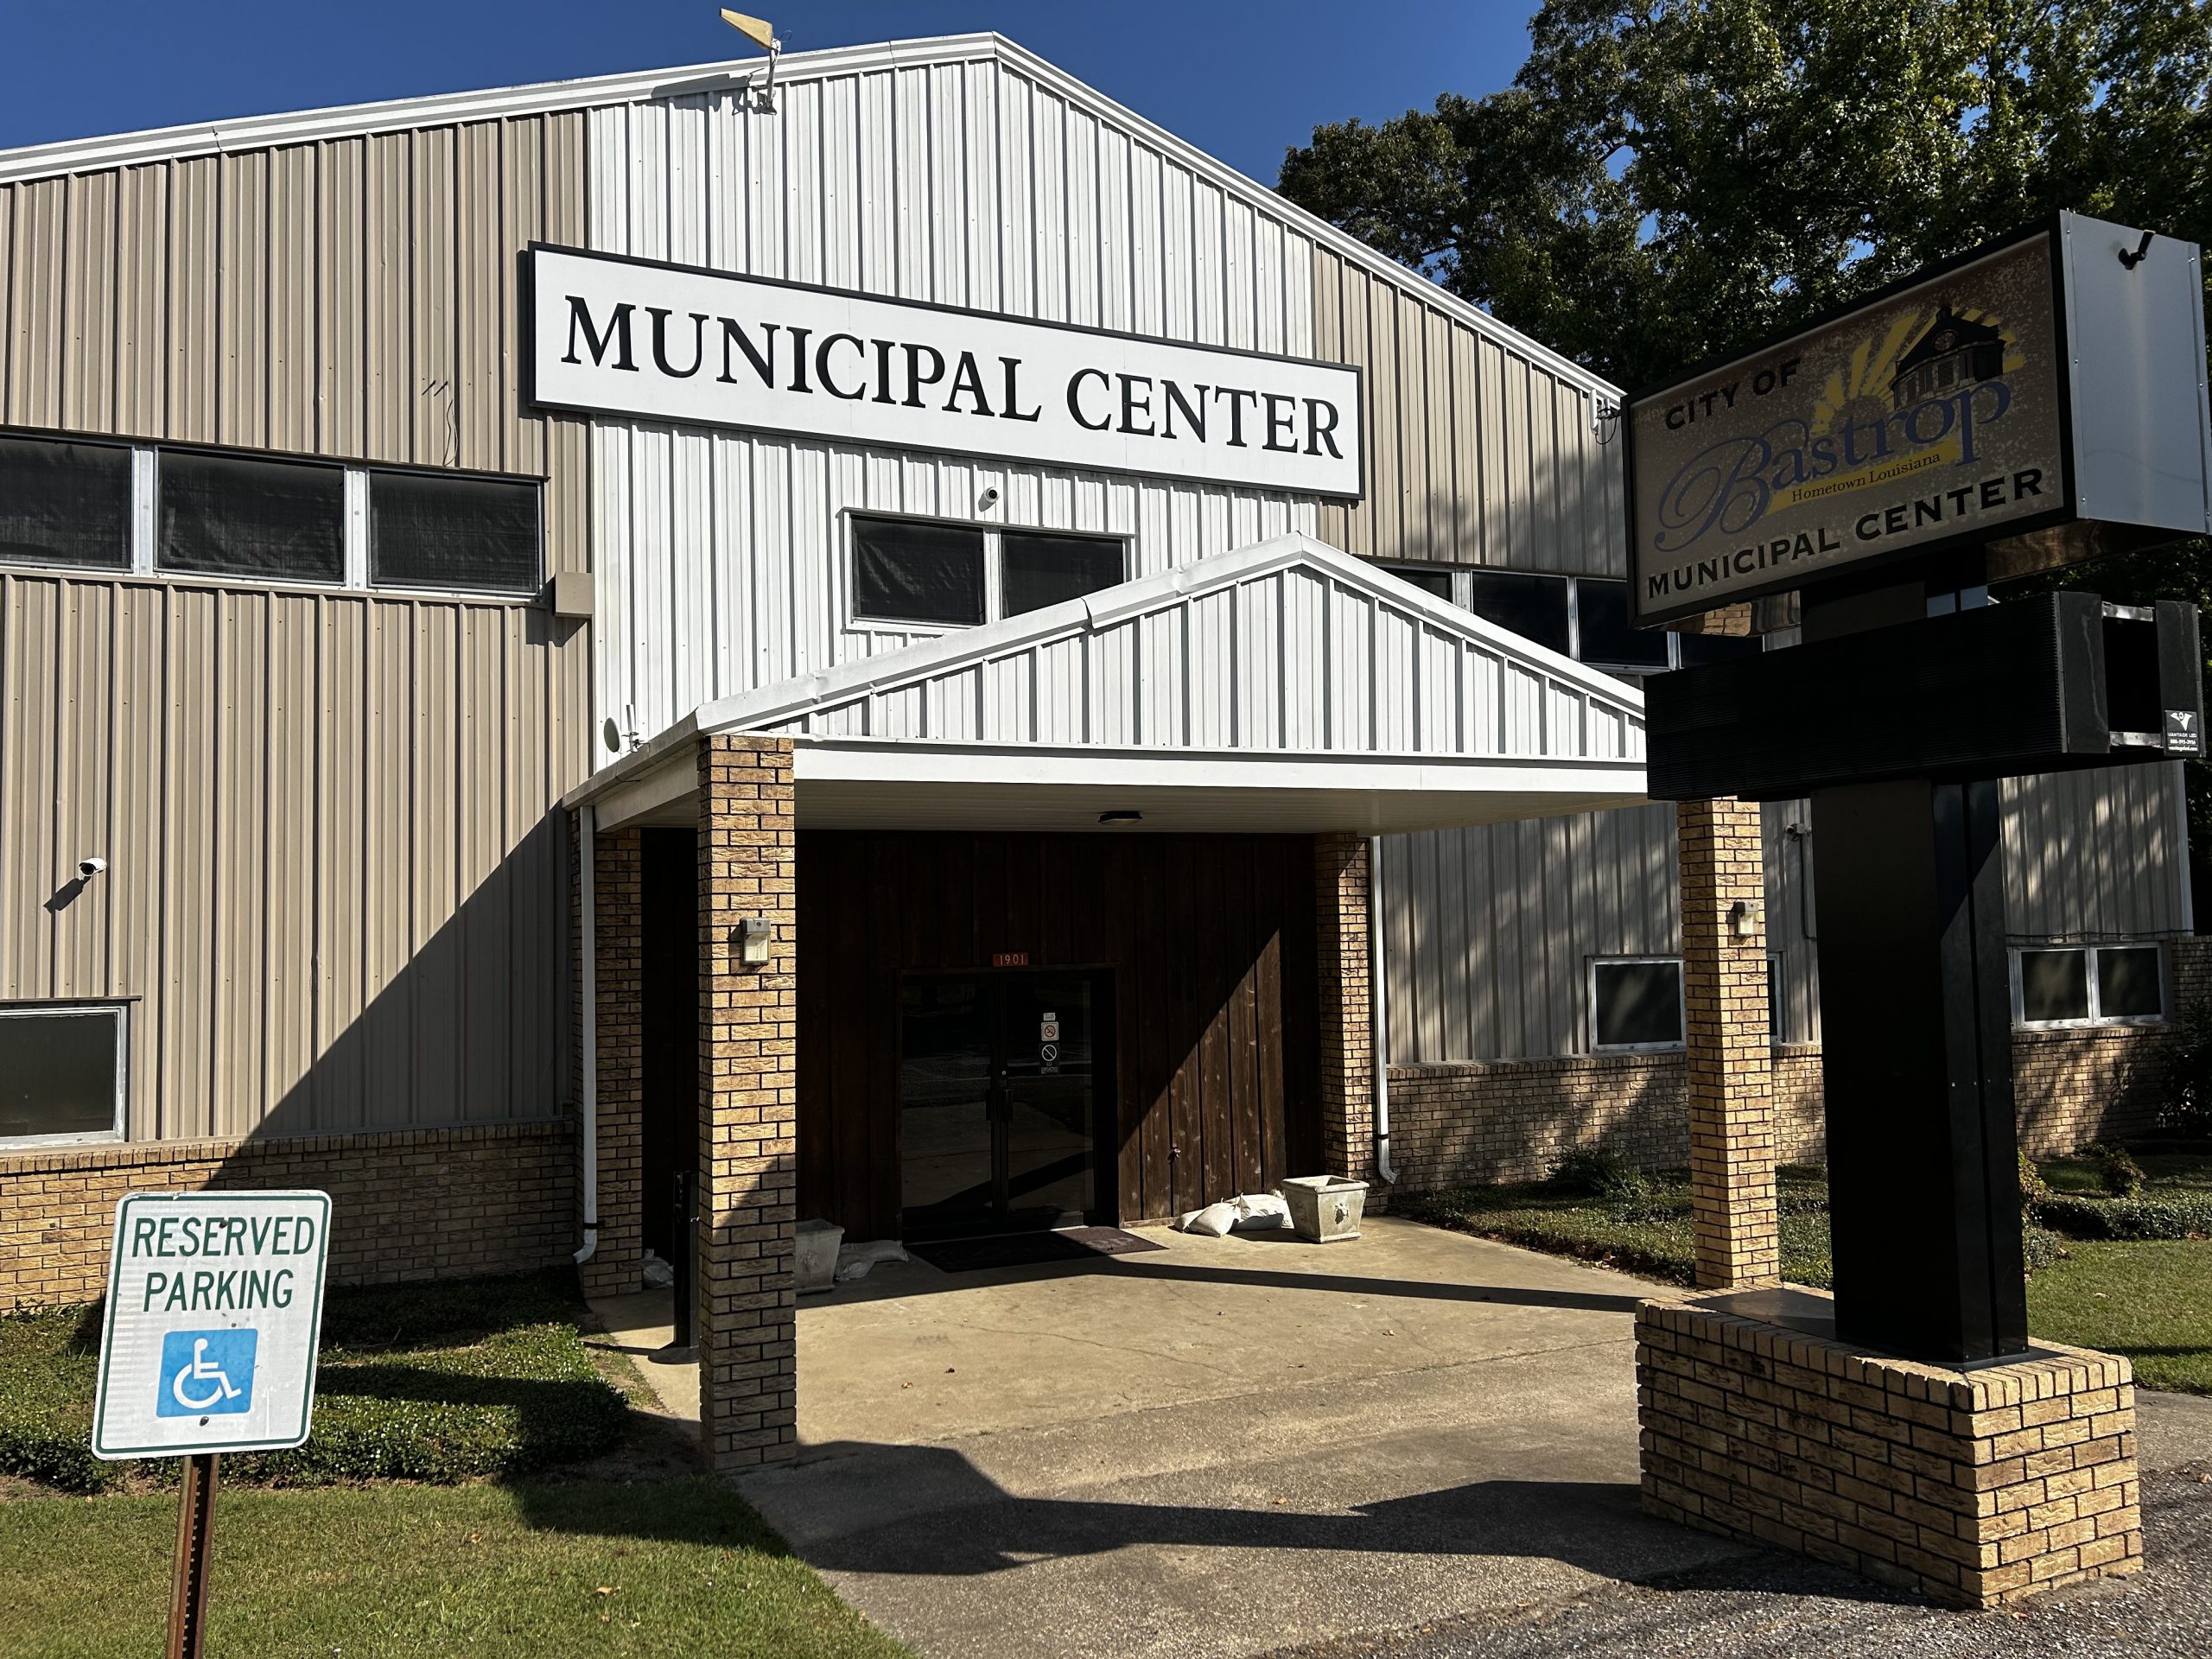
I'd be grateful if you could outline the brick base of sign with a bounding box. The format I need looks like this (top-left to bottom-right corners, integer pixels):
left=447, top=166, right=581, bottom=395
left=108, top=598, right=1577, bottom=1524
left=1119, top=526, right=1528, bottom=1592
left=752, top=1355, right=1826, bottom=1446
left=1637, top=1289, right=2142, bottom=1608
left=0, top=1119, right=578, bottom=1312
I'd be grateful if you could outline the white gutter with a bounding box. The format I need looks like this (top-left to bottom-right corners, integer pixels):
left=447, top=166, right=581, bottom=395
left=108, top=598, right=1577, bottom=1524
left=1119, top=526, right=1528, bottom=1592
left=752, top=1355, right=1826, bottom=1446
left=574, top=804, right=600, bottom=1265
left=1369, top=836, right=1397, bottom=1185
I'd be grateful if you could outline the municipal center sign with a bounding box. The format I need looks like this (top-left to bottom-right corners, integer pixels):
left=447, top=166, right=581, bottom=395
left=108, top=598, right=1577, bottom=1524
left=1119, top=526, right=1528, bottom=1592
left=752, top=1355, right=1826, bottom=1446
left=528, top=245, right=1365, bottom=499
left=1626, top=231, right=2068, bottom=625
left=92, top=1191, right=331, bottom=1459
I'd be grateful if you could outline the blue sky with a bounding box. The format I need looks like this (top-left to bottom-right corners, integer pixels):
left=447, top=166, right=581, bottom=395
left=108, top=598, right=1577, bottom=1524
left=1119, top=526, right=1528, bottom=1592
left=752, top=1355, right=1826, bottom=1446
left=0, top=1, right=1537, bottom=186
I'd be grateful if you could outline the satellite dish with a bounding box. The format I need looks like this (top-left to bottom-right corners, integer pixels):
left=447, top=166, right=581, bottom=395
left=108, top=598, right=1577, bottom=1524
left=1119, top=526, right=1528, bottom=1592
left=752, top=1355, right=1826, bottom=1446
left=603, top=716, right=622, bottom=753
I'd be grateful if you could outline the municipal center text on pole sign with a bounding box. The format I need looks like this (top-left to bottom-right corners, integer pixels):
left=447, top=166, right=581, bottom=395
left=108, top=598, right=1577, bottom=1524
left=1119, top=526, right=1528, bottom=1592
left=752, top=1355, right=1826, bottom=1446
left=528, top=245, right=1365, bottom=499
left=92, top=1191, right=331, bottom=1459
left=1626, top=232, right=2069, bottom=626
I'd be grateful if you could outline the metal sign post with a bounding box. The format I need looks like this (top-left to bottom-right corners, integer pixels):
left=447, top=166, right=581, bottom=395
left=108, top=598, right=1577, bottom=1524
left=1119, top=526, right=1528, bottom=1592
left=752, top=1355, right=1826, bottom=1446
left=93, top=1190, right=332, bottom=1656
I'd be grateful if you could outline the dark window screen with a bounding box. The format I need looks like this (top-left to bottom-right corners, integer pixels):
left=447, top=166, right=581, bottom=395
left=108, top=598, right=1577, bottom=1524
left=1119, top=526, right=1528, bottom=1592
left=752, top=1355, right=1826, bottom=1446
left=1576, top=579, right=1670, bottom=668
left=852, top=517, right=986, bottom=626
left=372, top=471, right=541, bottom=593
left=2097, top=946, right=2163, bottom=1020
left=1677, top=629, right=1765, bottom=668
left=2019, top=950, right=2090, bottom=1022
left=1002, top=531, right=1125, bottom=617
left=1464, top=570, right=1570, bottom=654
left=1593, top=960, right=1683, bottom=1048
left=1386, top=565, right=1455, bottom=601
left=0, top=1007, right=120, bottom=1140
left=159, top=451, right=343, bottom=582
left=0, top=436, right=131, bottom=569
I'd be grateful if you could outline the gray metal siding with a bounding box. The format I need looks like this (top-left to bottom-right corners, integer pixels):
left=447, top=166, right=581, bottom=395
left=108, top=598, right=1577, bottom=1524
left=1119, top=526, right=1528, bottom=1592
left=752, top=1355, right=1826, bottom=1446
left=0, top=118, right=592, bottom=1141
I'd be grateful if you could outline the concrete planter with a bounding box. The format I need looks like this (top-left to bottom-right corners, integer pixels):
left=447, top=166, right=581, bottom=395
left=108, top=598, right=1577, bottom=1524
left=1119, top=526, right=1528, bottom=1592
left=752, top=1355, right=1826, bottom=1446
left=1283, top=1176, right=1367, bottom=1243
left=795, top=1218, right=846, bottom=1294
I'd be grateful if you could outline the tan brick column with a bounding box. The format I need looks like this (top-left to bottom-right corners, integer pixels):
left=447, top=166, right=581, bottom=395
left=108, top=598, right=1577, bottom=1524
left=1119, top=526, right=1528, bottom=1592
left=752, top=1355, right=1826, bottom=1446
left=578, top=823, right=645, bottom=1300
left=696, top=734, right=799, bottom=1470
left=1676, top=798, right=1780, bottom=1288
left=1315, top=833, right=1375, bottom=1185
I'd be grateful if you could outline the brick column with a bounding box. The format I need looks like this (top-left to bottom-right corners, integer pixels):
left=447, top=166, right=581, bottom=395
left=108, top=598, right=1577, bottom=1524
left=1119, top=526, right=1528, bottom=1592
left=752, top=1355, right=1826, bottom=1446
left=1315, top=833, right=1375, bottom=1185
left=578, top=822, right=644, bottom=1300
left=1676, top=798, right=1779, bottom=1289
left=696, top=734, right=798, bottom=1471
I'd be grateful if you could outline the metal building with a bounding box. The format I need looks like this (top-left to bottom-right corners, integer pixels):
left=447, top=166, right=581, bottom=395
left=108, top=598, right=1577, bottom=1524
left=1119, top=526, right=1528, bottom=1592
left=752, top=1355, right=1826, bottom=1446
left=0, top=35, right=2190, bottom=1451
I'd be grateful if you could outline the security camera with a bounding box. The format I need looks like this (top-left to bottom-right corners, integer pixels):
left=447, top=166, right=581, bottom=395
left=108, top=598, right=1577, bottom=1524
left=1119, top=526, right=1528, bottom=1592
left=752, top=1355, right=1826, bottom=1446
left=78, top=855, right=107, bottom=880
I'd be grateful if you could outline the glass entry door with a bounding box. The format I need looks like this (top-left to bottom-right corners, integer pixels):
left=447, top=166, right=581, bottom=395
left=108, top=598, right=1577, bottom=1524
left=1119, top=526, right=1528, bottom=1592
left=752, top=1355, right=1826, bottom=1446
left=899, top=971, right=1102, bottom=1238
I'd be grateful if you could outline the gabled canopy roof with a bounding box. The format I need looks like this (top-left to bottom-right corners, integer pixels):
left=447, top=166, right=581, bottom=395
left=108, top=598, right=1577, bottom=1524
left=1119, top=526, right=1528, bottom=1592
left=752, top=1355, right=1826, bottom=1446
left=569, top=535, right=1648, bottom=835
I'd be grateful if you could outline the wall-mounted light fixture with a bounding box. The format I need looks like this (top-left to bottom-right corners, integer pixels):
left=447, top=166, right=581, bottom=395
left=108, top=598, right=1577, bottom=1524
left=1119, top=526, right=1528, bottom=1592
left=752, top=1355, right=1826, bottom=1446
left=736, top=917, right=773, bottom=966
left=1730, top=898, right=1762, bottom=938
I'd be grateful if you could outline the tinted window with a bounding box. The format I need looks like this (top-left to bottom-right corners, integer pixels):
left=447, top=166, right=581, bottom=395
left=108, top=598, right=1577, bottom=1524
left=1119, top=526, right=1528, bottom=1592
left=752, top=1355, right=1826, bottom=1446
left=1464, top=571, right=1570, bottom=654
left=0, top=436, right=132, bottom=569
left=0, top=1007, right=122, bottom=1141
left=372, top=471, right=541, bottom=593
left=1576, top=579, right=1670, bottom=668
left=2019, top=950, right=2090, bottom=1022
left=159, top=451, right=344, bottom=582
left=1677, top=630, right=1765, bottom=667
left=1002, top=531, right=1126, bottom=617
left=852, top=517, right=987, bottom=626
left=1592, top=960, right=1684, bottom=1049
left=2097, top=946, right=2163, bottom=1020
left=1386, top=565, right=1455, bottom=601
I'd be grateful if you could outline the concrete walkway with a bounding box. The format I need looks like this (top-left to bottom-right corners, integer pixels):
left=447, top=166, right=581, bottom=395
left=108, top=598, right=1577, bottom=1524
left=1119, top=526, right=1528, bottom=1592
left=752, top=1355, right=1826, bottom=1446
left=732, top=1217, right=1740, bottom=1659
left=593, top=1224, right=2212, bottom=1659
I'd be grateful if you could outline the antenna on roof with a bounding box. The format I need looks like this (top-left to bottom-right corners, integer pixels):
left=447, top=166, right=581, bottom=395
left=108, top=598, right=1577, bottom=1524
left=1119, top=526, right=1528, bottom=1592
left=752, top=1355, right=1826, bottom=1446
left=720, top=10, right=782, bottom=111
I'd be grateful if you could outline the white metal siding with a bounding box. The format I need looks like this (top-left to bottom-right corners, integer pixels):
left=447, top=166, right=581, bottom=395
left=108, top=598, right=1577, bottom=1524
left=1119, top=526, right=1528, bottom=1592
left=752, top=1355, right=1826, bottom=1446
left=584, top=65, right=1335, bottom=743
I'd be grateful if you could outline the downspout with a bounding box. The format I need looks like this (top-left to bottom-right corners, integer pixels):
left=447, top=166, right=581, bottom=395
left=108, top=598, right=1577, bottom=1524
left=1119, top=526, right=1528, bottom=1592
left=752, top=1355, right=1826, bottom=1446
left=1369, top=836, right=1398, bottom=1185
left=574, top=804, right=599, bottom=1265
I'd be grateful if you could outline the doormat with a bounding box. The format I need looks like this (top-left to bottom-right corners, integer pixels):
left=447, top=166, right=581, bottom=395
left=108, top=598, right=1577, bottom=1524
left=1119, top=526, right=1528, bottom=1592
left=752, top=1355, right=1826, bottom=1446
left=909, top=1226, right=1166, bottom=1274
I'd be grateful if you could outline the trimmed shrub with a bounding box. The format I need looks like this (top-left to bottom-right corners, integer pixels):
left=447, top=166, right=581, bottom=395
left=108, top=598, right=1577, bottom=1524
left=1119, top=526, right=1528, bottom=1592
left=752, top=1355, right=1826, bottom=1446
left=1548, top=1146, right=1649, bottom=1205
left=2034, top=1191, right=2212, bottom=1241
left=2085, top=1141, right=2148, bottom=1198
left=0, top=1271, right=628, bottom=1495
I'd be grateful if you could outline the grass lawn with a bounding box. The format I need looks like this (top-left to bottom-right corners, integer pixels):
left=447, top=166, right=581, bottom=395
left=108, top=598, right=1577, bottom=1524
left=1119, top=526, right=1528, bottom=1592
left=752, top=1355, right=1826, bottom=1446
left=1405, top=1153, right=2212, bottom=1393
left=0, top=1478, right=906, bottom=1659
left=1, top=1271, right=910, bottom=1658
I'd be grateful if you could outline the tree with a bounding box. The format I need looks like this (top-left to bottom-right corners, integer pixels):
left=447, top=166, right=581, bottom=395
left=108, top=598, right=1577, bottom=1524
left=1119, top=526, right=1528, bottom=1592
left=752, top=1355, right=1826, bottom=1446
left=1277, top=0, right=2212, bottom=391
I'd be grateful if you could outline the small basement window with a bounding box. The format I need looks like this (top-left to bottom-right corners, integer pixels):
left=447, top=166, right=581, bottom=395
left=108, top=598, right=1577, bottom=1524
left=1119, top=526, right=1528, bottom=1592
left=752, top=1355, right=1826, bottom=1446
left=849, top=513, right=1128, bottom=629
left=0, top=1003, right=125, bottom=1145
left=1591, top=957, right=1685, bottom=1052
left=2012, top=944, right=2165, bottom=1027
left=0, top=434, right=132, bottom=570
left=370, top=470, right=542, bottom=594
left=159, top=450, right=345, bottom=582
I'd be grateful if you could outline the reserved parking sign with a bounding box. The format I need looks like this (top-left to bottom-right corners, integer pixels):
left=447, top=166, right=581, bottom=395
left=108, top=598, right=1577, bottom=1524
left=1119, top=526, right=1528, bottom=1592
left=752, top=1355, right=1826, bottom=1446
left=92, top=1191, right=331, bottom=1459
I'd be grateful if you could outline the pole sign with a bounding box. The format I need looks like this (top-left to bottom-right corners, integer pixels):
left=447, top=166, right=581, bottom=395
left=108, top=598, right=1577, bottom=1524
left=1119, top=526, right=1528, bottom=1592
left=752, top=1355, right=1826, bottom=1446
left=1628, top=231, right=2067, bottom=625
left=527, top=245, right=1365, bottom=499
left=1625, top=213, right=2212, bottom=626
left=92, top=1192, right=331, bottom=1459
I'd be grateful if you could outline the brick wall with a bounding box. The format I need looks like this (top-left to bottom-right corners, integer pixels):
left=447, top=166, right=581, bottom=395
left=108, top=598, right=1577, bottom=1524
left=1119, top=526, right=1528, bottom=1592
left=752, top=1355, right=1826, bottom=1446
left=1316, top=834, right=1376, bottom=1185
left=578, top=823, right=645, bottom=1299
left=0, top=1119, right=576, bottom=1311
left=1638, top=1291, right=2141, bottom=1607
left=696, top=733, right=799, bottom=1472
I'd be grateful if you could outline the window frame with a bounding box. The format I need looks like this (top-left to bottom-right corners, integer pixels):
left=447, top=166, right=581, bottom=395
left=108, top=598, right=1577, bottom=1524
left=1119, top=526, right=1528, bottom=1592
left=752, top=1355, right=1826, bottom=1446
left=1587, top=954, right=1688, bottom=1054
left=842, top=508, right=1130, bottom=635
left=0, top=1000, right=129, bottom=1150
left=1376, top=563, right=1763, bottom=676
left=2010, top=943, right=2167, bottom=1030
left=0, top=426, right=546, bottom=602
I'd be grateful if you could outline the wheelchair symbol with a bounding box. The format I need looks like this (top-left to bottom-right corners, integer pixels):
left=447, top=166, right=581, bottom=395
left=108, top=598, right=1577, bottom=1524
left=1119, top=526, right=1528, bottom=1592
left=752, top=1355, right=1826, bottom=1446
left=156, top=1329, right=257, bottom=1418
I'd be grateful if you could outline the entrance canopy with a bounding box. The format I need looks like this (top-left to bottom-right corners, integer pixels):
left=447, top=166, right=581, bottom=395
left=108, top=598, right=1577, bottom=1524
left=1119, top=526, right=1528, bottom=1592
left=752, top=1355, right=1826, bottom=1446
left=565, top=534, right=1648, bottom=835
